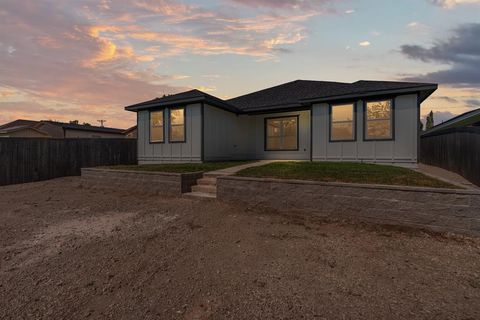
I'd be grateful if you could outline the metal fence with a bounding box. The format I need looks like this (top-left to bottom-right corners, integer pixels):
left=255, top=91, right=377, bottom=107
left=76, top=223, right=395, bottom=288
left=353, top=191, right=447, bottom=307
left=0, top=138, right=137, bottom=186
left=420, top=127, right=480, bottom=186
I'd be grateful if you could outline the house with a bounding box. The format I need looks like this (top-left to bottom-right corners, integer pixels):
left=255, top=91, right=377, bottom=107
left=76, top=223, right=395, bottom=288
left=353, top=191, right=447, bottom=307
left=424, top=108, right=480, bottom=134
left=125, top=80, right=437, bottom=167
left=123, top=125, right=138, bottom=139
left=0, top=120, right=128, bottom=138
left=0, top=124, right=51, bottom=138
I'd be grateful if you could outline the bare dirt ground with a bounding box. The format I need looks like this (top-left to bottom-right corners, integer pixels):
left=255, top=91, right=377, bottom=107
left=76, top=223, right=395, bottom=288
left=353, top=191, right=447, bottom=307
left=1, top=177, right=479, bottom=320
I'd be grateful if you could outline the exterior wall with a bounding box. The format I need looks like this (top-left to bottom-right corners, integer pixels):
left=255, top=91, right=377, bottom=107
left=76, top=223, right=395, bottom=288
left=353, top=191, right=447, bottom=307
left=64, top=129, right=125, bottom=139
left=248, top=110, right=311, bottom=160
left=203, top=104, right=245, bottom=161
left=312, top=94, right=419, bottom=166
left=203, top=107, right=310, bottom=161
left=81, top=168, right=202, bottom=194
left=137, top=103, right=202, bottom=164
left=217, top=176, right=480, bottom=236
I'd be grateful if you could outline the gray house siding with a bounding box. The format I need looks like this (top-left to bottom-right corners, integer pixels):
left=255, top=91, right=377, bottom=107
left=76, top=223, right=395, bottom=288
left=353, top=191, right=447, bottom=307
left=137, top=103, right=202, bottom=164
left=203, top=107, right=311, bottom=160
left=249, top=110, right=311, bottom=160
left=311, top=94, right=419, bottom=166
left=203, top=104, right=245, bottom=161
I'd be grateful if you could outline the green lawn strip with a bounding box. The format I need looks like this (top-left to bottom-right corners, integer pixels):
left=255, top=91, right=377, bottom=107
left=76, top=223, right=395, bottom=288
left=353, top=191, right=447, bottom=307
left=235, top=161, right=459, bottom=189
left=102, top=161, right=256, bottom=173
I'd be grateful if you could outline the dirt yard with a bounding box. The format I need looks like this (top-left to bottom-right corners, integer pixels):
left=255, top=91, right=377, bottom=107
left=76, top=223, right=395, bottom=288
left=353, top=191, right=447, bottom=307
left=1, top=178, right=479, bottom=320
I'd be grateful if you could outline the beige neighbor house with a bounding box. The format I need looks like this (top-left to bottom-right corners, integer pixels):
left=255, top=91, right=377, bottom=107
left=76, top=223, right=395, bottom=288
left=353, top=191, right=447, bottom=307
left=0, top=120, right=131, bottom=139
left=125, top=80, right=437, bottom=167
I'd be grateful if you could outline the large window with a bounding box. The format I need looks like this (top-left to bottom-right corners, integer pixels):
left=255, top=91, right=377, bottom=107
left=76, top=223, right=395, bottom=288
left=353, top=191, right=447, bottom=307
left=330, top=103, right=355, bottom=141
left=265, top=116, right=298, bottom=151
left=169, top=107, right=185, bottom=142
left=365, top=100, right=393, bottom=140
left=150, top=110, right=164, bottom=143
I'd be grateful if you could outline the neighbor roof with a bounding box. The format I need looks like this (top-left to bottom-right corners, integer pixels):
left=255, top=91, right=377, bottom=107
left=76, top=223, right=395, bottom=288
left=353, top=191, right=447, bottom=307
left=125, top=80, right=437, bottom=114
left=42, top=121, right=125, bottom=134
left=425, top=108, right=480, bottom=134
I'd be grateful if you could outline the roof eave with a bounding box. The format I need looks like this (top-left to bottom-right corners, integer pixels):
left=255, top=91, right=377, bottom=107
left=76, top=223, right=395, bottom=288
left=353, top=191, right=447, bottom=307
left=125, top=96, right=241, bottom=114
left=300, top=85, right=438, bottom=104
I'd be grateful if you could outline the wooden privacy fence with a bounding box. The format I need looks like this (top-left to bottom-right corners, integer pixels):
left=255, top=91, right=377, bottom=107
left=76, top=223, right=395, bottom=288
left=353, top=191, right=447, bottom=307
left=0, top=138, right=137, bottom=186
left=420, top=127, right=480, bottom=186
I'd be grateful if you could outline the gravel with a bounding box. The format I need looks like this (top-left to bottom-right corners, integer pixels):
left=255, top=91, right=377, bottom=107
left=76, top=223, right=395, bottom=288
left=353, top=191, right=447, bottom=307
left=0, top=177, right=479, bottom=319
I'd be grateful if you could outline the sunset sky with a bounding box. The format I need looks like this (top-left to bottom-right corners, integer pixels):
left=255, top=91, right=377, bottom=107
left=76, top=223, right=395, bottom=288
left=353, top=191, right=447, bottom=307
left=1, top=0, right=479, bottom=129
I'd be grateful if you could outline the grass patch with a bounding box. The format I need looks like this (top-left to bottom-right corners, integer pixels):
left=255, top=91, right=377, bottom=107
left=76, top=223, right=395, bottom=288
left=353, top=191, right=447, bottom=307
left=236, top=161, right=458, bottom=189
left=102, top=161, right=255, bottom=173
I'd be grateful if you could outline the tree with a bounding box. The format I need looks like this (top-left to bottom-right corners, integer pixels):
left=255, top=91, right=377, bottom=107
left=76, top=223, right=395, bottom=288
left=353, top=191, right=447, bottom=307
left=69, top=120, right=79, bottom=124
left=425, top=111, right=434, bottom=130
left=419, top=120, right=424, bottom=131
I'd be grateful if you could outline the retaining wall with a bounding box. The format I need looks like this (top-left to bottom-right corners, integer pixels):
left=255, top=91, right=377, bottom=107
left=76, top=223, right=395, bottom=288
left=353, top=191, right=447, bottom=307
left=81, top=168, right=202, bottom=195
left=217, top=176, right=480, bottom=236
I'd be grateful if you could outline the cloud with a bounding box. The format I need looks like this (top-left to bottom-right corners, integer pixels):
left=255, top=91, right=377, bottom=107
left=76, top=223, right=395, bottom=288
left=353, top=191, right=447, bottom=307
left=431, top=96, right=458, bottom=103
left=0, top=0, right=335, bottom=127
left=359, top=41, right=371, bottom=47
left=428, top=0, right=480, bottom=8
left=345, top=9, right=355, bottom=14
left=229, top=0, right=333, bottom=11
left=400, top=23, right=480, bottom=86
left=421, top=111, right=457, bottom=125
left=465, top=98, right=480, bottom=106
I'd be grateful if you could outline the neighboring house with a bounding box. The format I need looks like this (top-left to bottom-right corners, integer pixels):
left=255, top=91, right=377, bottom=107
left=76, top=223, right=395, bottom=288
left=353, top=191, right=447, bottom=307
left=125, top=80, right=437, bottom=167
left=424, top=108, right=480, bottom=134
left=0, top=125, right=51, bottom=138
left=0, top=120, right=127, bottom=138
left=123, top=125, right=138, bottom=139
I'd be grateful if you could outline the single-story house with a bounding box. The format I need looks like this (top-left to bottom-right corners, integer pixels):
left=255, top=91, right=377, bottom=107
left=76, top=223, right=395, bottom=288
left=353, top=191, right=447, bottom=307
left=0, top=119, right=129, bottom=139
left=125, top=80, right=437, bottom=167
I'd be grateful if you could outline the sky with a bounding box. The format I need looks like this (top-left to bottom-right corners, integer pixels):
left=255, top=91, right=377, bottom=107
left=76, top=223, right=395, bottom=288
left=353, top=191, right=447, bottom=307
left=0, top=0, right=479, bottom=129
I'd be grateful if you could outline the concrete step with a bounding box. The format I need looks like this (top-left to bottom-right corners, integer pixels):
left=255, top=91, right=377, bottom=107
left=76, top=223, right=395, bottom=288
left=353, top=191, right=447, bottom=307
left=183, top=192, right=217, bottom=199
left=197, top=177, right=216, bottom=186
left=191, top=184, right=217, bottom=194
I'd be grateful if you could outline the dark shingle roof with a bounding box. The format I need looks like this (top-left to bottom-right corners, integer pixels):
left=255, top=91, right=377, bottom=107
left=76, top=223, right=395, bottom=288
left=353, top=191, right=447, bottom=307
left=0, top=119, right=39, bottom=130
left=126, top=80, right=437, bottom=114
left=125, top=89, right=241, bottom=113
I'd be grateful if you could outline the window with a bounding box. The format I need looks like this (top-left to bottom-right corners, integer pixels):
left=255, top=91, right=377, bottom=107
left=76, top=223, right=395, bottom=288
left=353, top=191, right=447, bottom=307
left=265, top=116, right=298, bottom=151
left=169, top=107, right=185, bottom=142
left=150, top=110, right=164, bottom=143
left=365, top=100, right=393, bottom=140
left=330, top=103, right=355, bottom=141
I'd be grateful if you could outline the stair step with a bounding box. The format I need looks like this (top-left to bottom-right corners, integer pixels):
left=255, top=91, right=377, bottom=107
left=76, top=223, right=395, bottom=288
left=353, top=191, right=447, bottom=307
left=191, top=184, right=217, bottom=194
left=197, top=178, right=216, bottom=186
left=184, top=192, right=217, bottom=199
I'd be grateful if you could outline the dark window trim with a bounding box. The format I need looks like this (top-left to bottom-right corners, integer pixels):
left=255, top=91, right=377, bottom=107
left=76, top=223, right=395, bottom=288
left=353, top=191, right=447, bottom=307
left=264, top=115, right=300, bottom=151
left=329, top=102, right=357, bottom=143
left=149, top=109, right=165, bottom=144
left=363, top=98, right=395, bottom=141
left=168, top=106, right=186, bottom=143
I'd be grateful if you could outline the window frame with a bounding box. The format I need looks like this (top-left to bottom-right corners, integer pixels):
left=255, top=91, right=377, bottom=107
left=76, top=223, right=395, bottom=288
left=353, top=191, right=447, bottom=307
left=168, top=107, right=186, bottom=143
left=363, top=98, right=395, bottom=141
left=264, top=115, right=299, bottom=151
left=149, top=109, right=165, bottom=144
left=329, top=102, right=357, bottom=142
